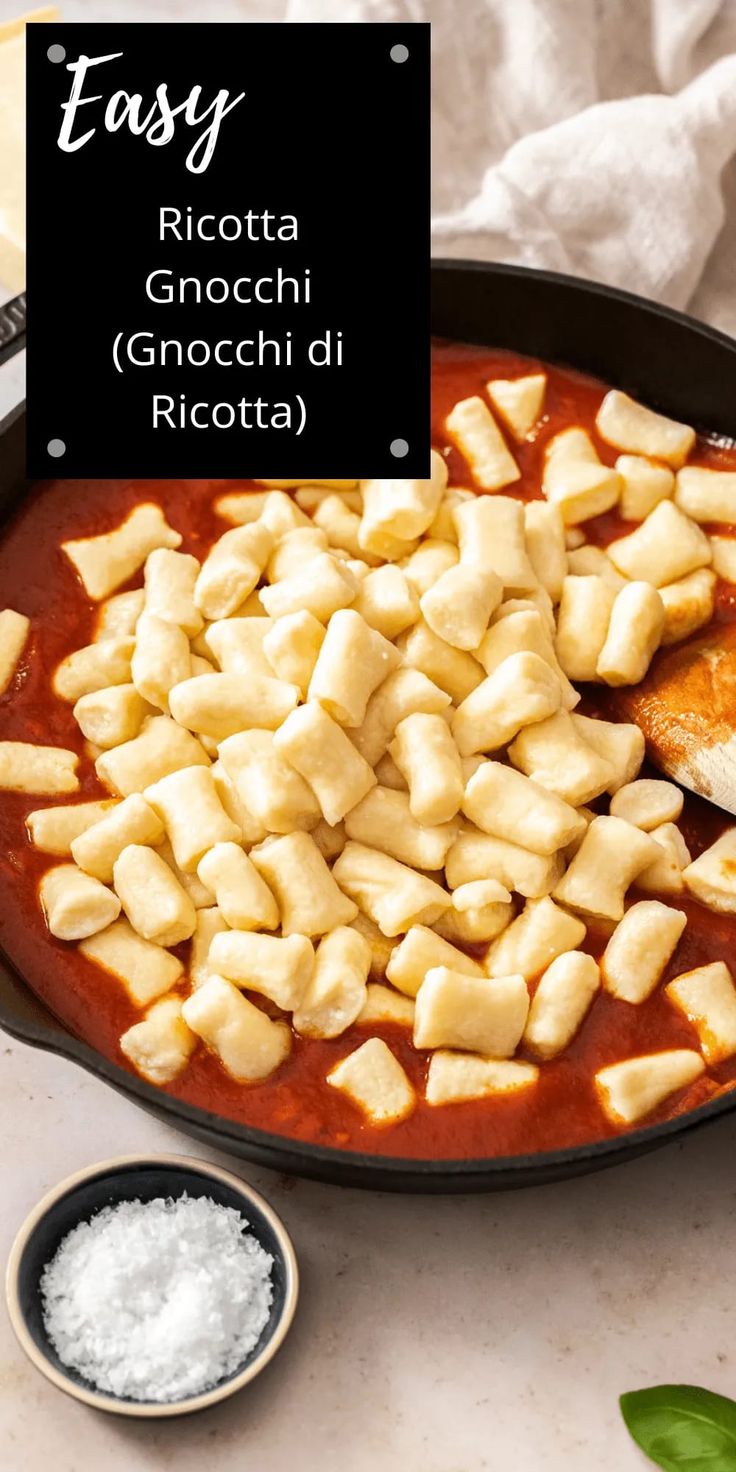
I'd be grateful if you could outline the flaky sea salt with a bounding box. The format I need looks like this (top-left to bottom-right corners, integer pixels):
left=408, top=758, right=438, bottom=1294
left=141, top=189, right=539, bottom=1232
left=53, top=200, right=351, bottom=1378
left=40, top=1194, right=274, bottom=1402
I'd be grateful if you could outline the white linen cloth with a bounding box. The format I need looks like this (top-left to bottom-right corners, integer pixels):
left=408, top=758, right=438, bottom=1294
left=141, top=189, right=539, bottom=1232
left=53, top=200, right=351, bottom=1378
left=286, top=0, right=736, bottom=337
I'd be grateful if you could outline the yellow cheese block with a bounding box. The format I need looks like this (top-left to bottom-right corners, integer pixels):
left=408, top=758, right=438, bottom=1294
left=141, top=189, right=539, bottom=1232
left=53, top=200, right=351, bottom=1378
left=0, top=9, right=59, bottom=293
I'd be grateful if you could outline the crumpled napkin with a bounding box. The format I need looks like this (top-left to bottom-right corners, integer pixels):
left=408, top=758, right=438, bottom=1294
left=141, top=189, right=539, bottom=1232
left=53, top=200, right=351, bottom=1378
left=286, top=0, right=736, bottom=336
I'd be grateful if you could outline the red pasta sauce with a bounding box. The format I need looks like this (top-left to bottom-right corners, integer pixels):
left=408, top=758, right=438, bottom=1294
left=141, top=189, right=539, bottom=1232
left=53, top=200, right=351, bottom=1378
left=2, top=339, right=736, bottom=1159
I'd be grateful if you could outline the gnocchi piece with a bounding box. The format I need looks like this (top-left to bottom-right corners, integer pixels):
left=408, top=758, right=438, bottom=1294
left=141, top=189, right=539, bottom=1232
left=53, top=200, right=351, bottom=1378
left=596, top=581, right=664, bottom=686
left=71, top=793, right=165, bottom=881
left=273, top=702, right=376, bottom=826
left=453, top=496, right=536, bottom=593
left=542, top=427, right=621, bottom=524
left=313, top=493, right=377, bottom=562
left=414, top=967, right=529, bottom=1056
left=262, top=610, right=325, bottom=696
left=452, top=651, right=562, bottom=757
left=218, top=729, right=321, bottom=835
left=445, top=880, right=514, bottom=943
left=610, top=779, right=684, bottom=830
left=389, top=712, right=464, bottom=825
left=397, top=619, right=485, bottom=705
left=523, top=951, right=600, bottom=1058
left=189, top=906, right=229, bottom=988
left=616, top=455, right=675, bottom=521
left=62, top=503, right=182, bottom=600
left=485, top=896, right=586, bottom=980
left=636, top=822, right=691, bottom=895
left=350, top=911, right=395, bottom=979
left=601, top=901, right=687, bottom=1003
left=80, top=918, right=183, bottom=1006
left=566, top=545, right=627, bottom=590
left=420, top=564, right=502, bottom=651
left=596, top=390, right=695, bottom=468
left=555, top=576, right=616, bottom=683
left=27, top=799, right=119, bottom=856
left=477, top=609, right=577, bottom=710
left=0, top=608, right=29, bottom=693
left=570, top=714, right=645, bottom=792
left=182, top=974, right=291, bottom=1082
left=495, top=588, right=556, bottom=634
left=658, top=568, right=716, bottom=645
left=266, top=526, right=328, bottom=583
left=683, top=829, right=736, bottom=914
left=352, top=563, right=420, bottom=639
left=359, top=451, right=448, bottom=549
left=95, top=715, right=209, bottom=797
left=595, top=1049, right=705, bottom=1125
left=120, top=995, right=196, bottom=1085
left=260, top=490, right=316, bottom=537
left=553, top=816, right=661, bottom=921
left=73, top=684, right=152, bottom=749
left=426, top=1052, right=539, bottom=1105
left=94, top=589, right=145, bottom=642
left=373, top=753, right=408, bottom=790
left=445, top=824, right=564, bottom=898
left=508, top=710, right=614, bottom=806
left=40, top=864, right=121, bottom=941
left=259, top=551, right=358, bottom=622
left=194, top=522, right=273, bottom=620
left=157, top=838, right=215, bottom=909
left=486, top=373, right=546, bottom=442
left=197, top=842, right=279, bottom=932
left=426, top=488, right=474, bottom=544
left=445, top=396, right=520, bottom=491
left=211, top=761, right=266, bottom=846
left=675, top=467, right=736, bottom=523
left=344, top=786, right=458, bottom=870
left=168, top=671, right=298, bottom=741
left=311, top=818, right=347, bottom=859
left=666, top=961, right=736, bottom=1063
left=607, top=500, right=711, bottom=586
left=0, top=742, right=79, bottom=795
left=144, top=766, right=241, bottom=871
left=709, top=536, right=736, bottom=583
left=354, top=667, right=452, bottom=768
left=257, top=477, right=358, bottom=491
left=401, top=538, right=459, bottom=596
left=308, top=609, right=400, bottom=726
left=204, top=617, right=273, bottom=678
left=293, top=926, right=371, bottom=1038
left=523, top=502, right=567, bottom=602
left=53, top=637, right=134, bottom=703
left=332, top=841, right=451, bottom=937
left=462, top=761, right=586, bottom=856
left=327, top=1037, right=415, bottom=1124
left=357, top=984, right=416, bottom=1028
left=385, top=924, right=484, bottom=997
left=113, top=844, right=197, bottom=947
left=209, top=929, right=315, bottom=1011
left=250, top=831, right=358, bottom=936
left=143, top=548, right=203, bottom=636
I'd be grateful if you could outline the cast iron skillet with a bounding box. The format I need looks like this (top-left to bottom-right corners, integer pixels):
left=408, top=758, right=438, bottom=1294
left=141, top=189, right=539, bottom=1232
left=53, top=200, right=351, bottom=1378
left=2, top=261, right=736, bottom=1193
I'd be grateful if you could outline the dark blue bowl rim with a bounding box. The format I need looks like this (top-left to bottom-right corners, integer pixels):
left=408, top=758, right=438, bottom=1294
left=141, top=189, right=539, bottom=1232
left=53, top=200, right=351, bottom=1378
left=5, top=1154, right=299, bottom=1418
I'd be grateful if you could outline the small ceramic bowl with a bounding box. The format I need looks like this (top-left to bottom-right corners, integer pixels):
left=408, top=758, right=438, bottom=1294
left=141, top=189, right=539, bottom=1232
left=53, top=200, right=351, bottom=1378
left=5, top=1153, right=299, bottom=1417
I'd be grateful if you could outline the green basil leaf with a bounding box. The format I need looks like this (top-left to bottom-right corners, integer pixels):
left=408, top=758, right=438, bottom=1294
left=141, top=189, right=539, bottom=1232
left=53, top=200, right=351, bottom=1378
left=620, top=1385, right=736, bottom=1470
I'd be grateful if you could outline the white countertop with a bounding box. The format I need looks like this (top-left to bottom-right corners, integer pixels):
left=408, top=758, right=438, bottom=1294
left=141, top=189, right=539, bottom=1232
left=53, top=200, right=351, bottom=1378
left=2, top=1034, right=736, bottom=1471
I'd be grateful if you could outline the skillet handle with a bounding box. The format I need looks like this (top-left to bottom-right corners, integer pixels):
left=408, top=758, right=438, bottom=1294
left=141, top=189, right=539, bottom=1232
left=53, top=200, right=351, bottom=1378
left=0, top=293, right=26, bottom=368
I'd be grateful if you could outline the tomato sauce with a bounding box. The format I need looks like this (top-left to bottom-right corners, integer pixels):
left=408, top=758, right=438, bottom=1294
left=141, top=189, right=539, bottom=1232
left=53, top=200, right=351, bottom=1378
left=2, top=339, right=736, bottom=1160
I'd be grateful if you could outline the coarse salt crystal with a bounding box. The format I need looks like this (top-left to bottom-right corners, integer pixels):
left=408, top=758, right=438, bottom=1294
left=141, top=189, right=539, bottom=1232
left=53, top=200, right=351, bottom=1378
left=40, top=1194, right=274, bottom=1402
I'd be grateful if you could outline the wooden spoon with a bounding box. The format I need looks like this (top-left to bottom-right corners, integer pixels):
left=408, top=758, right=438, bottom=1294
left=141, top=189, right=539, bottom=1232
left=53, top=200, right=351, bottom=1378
left=613, top=622, right=736, bottom=815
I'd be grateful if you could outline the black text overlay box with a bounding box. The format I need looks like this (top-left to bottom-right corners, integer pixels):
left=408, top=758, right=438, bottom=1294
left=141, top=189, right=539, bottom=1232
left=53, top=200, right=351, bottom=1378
left=27, top=23, right=430, bottom=478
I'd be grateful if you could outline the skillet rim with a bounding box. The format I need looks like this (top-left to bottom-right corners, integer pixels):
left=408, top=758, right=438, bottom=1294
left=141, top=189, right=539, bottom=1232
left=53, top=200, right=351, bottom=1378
left=2, top=258, right=735, bottom=1190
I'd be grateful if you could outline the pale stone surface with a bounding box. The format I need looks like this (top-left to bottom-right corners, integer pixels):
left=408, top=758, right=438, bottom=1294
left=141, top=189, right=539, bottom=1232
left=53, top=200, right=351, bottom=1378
left=2, top=1036, right=736, bottom=1471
